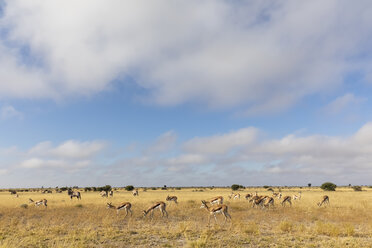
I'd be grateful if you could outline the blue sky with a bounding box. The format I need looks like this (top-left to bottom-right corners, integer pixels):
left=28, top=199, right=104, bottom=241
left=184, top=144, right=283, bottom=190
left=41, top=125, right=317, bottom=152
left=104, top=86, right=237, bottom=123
left=1, top=0, right=372, bottom=187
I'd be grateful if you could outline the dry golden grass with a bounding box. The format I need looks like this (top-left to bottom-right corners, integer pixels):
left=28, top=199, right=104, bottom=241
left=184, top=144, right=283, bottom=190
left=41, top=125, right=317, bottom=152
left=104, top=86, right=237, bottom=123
left=0, top=187, right=372, bottom=247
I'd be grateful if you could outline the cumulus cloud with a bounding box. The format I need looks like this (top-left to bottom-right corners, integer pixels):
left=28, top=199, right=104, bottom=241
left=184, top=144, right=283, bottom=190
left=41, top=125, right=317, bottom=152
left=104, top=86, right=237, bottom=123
left=323, top=93, right=366, bottom=114
left=144, top=131, right=177, bottom=154
left=0, top=1, right=371, bottom=114
left=0, top=105, right=23, bottom=120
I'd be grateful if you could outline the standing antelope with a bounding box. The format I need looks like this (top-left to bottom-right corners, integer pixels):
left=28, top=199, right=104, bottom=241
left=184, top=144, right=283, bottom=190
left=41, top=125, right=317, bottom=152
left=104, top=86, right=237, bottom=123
left=317, top=195, right=330, bottom=207
left=100, top=191, right=108, bottom=197
left=106, top=202, right=132, bottom=218
left=200, top=200, right=231, bottom=226
left=109, top=190, right=114, bottom=197
left=293, top=192, right=302, bottom=200
left=264, top=197, right=275, bottom=208
left=208, top=196, right=224, bottom=205
left=245, top=193, right=252, bottom=200
left=68, top=190, right=81, bottom=200
left=228, top=192, right=240, bottom=200
left=29, top=198, right=48, bottom=208
left=132, top=189, right=139, bottom=196
left=281, top=196, right=292, bottom=207
left=166, top=195, right=178, bottom=204
left=143, top=202, right=168, bottom=218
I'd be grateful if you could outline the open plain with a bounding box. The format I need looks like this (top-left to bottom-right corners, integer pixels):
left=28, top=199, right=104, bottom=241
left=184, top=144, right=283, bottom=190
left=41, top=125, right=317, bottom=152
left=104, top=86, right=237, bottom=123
left=0, top=187, right=372, bottom=247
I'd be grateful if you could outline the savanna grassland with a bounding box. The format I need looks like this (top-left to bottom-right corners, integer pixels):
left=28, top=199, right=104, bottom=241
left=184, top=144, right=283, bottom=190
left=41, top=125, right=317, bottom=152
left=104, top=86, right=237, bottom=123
left=0, top=187, right=372, bottom=248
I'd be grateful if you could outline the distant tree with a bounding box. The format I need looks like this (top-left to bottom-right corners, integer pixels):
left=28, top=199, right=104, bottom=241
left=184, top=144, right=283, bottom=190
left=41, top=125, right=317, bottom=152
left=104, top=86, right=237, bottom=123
left=352, top=186, right=362, bottom=191
left=348, top=184, right=352, bottom=187
left=320, top=182, right=337, bottom=191
left=231, top=184, right=245, bottom=191
left=308, top=183, right=311, bottom=187
left=125, top=185, right=134, bottom=191
left=263, top=185, right=270, bottom=189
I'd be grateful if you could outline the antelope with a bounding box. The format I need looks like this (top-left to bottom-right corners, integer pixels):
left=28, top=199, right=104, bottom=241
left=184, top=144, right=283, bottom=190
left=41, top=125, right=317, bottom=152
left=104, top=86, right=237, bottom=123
left=68, top=190, right=81, bottom=200
left=143, top=202, right=168, bottom=218
left=251, top=196, right=267, bottom=208
left=264, top=197, right=275, bottom=208
left=109, top=190, right=114, bottom=197
left=245, top=193, right=252, bottom=200
left=293, top=192, right=302, bottom=201
left=317, top=195, right=330, bottom=207
left=132, top=189, right=139, bottom=196
left=166, top=195, right=178, bottom=204
left=100, top=191, right=108, bottom=197
left=106, top=202, right=132, bottom=218
left=281, top=196, right=292, bottom=207
left=208, top=196, right=224, bottom=205
left=228, top=192, right=240, bottom=200
left=200, top=200, right=231, bottom=226
left=29, top=198, right=48, bottom=208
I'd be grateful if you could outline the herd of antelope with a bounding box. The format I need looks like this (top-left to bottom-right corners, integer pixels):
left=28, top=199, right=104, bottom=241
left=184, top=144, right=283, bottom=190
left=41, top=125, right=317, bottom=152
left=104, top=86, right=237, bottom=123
left=19, top=189, right=330, bottom=226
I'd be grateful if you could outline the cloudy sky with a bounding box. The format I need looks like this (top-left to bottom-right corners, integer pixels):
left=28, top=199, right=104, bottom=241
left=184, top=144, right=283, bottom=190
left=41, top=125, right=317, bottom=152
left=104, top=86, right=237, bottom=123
left=1, top=0, right=372, bottom=187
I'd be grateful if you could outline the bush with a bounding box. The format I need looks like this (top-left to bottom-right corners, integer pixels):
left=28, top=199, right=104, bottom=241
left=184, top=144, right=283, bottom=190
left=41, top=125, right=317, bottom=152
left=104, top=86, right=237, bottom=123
left=320, top=182, right=337, bottom=191
left=279, top=221, right=294, bottom=233
left=352, top=186, right=362, bottom=191
left=151, top=187, right=157, bottom=190
left=267, top=188, right=273, bottom=192
left=231, top=184, right=245, bottom=191
left=125, top=185, right=134, bottom=191
left=263, top=185, right=270, bottom=189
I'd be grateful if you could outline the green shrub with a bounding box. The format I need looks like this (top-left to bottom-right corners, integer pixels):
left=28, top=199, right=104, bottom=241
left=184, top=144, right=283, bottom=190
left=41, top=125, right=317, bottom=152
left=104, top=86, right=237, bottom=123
left=352, top=186, right=362, bottom=191
left=231, top=184, right=244, bottom=191
left=125, top=185, right=134, bottom=191
left=320, top=182, right=337, bottom=191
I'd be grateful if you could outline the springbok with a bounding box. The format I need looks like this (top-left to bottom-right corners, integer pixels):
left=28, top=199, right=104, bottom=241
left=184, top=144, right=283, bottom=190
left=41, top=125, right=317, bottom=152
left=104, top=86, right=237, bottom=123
left=317, top=195, right=330, bottom=207
left=200, top=200, right=231, bottom=226
left=106, top=202, right=132, bottom=218
left=166, top=195, right=178, bottom=205
left=143, top=202, right=168, bottom=218
left=281, top=196, right=292, bottom=207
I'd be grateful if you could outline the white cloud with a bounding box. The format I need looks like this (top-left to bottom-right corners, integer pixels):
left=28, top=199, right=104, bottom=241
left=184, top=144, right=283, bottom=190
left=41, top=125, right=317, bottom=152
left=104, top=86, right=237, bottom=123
left=183, top=127, right=258, bottom=154
left=0, top=1, right=370, bottom=114
left=144, top=131, right=177, bottom=154
left=323, top=93, right=366, bottom=114
left=0, top=105, right=23, bottom=120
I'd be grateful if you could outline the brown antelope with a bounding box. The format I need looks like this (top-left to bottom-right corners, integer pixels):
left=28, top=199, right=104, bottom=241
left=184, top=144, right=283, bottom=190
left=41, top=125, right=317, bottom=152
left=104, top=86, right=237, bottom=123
left=100, top=191, right=108, bottom=197
left=228, top=192, right=240, bottom=200
left=166, top=195, right=178, bottom=204
left=293, top=192, right=302, bottom=200
left=251, top=196, right=268, bottom=208
left=245, top=193, right=252, bottom=200
left=132, top=189, right=139, bottom=196
left=109, top=190, right=114, bottom=197
left=143, top=202, right=168, bottom=218
left=208, top=196, right=223, bottom=205
left=281, top=196, right=292, bottom=207
left=106, top=202, right=132, bottom=218
left=200, top=200, right=231, bottom=226
left=29, top=198, right=48, bottom=208
left=264, top=197, right=275, bottom=208
left=317, top=195, right=330, bottom=207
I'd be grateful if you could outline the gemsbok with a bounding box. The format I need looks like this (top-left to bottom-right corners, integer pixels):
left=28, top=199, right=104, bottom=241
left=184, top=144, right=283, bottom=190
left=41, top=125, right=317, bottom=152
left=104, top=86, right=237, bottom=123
left=143, top=202, right=168, bottom=218
left=106, top=202, right=132, bottom=218
left=200, top=200, right=231, bottom=226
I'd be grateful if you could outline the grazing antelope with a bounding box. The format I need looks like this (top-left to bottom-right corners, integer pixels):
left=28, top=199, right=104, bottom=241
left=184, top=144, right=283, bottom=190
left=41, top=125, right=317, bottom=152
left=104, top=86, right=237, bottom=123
left=293, top=192, right=302, bottom=201
left=100, top=191, right=108, bottom=197
left=317, top=195, right=330, bottom=207
left=29, top=198, right=48, bottom=208
left=166, top=195, right=178, bottom=204
left=228, top=192, right=240, bottom=200
left=68, top=190, right=81, bottom=200
left=208, top=196, right=224, bottom=205
left=281, top=196, right=292, bottom=207
left=251, top=196, right=267, bottom=208
left=132, top=189, right=139, bottom=196
left=143, top=202, right=168, bottom=218
left=200, top=200, right=231, bottom=226
left=245, top=193, right=252, bottom=200
left=106, top=202, right=132, bottom=218
left=264, top=197, right=275, bottom=208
